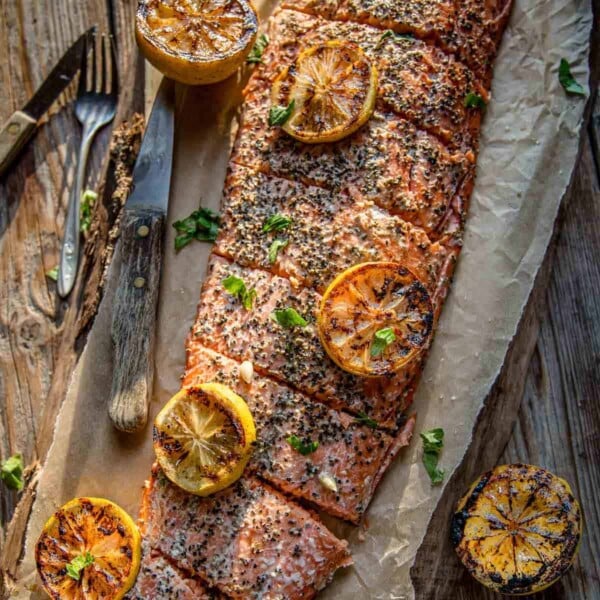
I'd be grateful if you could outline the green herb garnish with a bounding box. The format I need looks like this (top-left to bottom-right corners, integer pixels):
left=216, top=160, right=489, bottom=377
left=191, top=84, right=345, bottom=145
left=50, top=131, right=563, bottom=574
left=247, top=33, right=269, bottom=64
left=46, top=266, right=59, bottom=282
left=464, top=92, right=486, bottom=109
left=272, top=307, right=307, bottom=328
left=354, top=412, right=378, bottom=429
left=263, top=213, right=292, bottom=233
left=375, top=29, right=414, bottom=49
left=269, top=100, right=295, bottom=127
left=222, top=275, right=257, bottom=310
left=420, top=428, right=445, bottom=485
left=80, top=189, right=97, bottom=233
left=558, top=58, right=585, bottom=96
left=173, top=207, right=220, bottom=252
left=287, top=435, right=319, bottom=455
left=268, top=238, right=288, bottom=264
left=1, top=453, right=24, bottom=491
left=370, top=327, right=396, bottom=357
left=66, top=552, right=95, bottom=581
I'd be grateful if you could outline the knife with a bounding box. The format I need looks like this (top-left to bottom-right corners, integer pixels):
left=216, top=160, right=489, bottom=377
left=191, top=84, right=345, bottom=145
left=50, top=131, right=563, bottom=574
left=0, top=28, right=94, bottom=177
left=109, top=78, right=175, bottom=433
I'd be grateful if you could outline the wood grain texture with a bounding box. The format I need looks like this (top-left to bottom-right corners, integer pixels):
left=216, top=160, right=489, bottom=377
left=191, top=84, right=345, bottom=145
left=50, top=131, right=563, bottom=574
left=109, top=207, right=165, bottom=433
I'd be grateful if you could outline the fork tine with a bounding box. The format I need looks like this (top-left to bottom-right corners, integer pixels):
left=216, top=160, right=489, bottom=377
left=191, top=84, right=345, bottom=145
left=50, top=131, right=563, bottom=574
left=109, top=35, right=119, bottom=97
left=101, top=34, right=109, bottom=94
left=91, top=31, right=98, bottom=92
left=77, top=29, right=91, bottom=97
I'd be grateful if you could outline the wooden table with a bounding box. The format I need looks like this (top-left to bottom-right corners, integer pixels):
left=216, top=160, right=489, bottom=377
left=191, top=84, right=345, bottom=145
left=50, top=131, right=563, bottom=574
left=0, top=2, right=597, bottom=598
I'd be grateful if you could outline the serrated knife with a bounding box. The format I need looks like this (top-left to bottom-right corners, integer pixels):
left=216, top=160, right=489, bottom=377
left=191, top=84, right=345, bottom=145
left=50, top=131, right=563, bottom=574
left=109, top=77, right=175, bottom=433
left=0, top=28, right=93, bottom=176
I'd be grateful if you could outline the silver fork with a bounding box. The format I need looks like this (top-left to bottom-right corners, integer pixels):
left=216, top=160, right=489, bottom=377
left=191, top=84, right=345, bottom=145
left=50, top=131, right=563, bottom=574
left=58, top=31, right=119, bottom=298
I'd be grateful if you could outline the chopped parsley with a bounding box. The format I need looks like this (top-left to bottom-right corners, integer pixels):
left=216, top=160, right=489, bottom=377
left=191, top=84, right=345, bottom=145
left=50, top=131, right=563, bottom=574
left=263, top=214, right=292, bottom=233
left=287, top=435, right=319, bottom=456
left=1, top=453, right=24, bottom=491
left=247, top=33, right=269, bottom=64
left=46, top=266, right=59, bottom=282
left=268, top=238, right=288, bottom=264
left=375, top=29, right=414, bottom=50
left=269, top=100, right=295, bottom=127
left=66, top=552, right=95, bottom=581
left=80, top=189, right=97, bottom=233
left=420, top=428, right=445, bottom=485
left=464, top=92, right=486, bottom=109
left=370, top=327, right=396, bottom=357
left=354, top=412, right=379, bottom=429
left=222, top=275, right=257, bottom=310
left=272, top=307, right=307, bottom=328
left=172, top=207, right=220, bottom=252
left=558, top=58, right=585, bottom=96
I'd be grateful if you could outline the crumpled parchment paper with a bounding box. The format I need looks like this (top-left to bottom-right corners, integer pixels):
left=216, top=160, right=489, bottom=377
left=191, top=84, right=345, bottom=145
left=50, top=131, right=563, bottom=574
left=13, top=0, right=592, bottom=597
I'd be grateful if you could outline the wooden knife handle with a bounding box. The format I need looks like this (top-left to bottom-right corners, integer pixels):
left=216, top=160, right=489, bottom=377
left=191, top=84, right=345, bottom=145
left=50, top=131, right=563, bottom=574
left=109, top=206, right=165, bottom=432
left=0, top=111, right=37, bottom=177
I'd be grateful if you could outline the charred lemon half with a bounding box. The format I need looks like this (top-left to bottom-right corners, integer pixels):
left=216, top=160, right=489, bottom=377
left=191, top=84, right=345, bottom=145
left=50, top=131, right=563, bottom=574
left=451, top=464, right=582, bottom=595
left=35, top=497, right=141, bottom=599
left=270, top=41, right=378, bottom=143
left=154, top=383, right=256, bottom=495
left=318, top=262, right=433, bottom=377
left=136, top=0, right=258, bottom=85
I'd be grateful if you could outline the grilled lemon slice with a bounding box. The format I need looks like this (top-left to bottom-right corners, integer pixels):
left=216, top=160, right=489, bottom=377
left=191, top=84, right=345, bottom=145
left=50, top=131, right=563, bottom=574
left=451, top=464, right=582, bottom=595
left=270, top=41, right=378, bottom=143
left=318, top=262, right=433, bottom=377
left=136, top=0, right=258, bottom=85
left=35, top=497, right=141, bottom=600
left=154, top=383, right=256, bottom=495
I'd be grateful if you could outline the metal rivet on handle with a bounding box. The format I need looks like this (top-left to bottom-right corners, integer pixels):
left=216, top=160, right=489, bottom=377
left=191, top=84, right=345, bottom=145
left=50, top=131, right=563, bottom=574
left=7, top=123, right=21, bottom=135
left=133, top=277, right=146, bottom=289
left=137, top=225, right=150, bottom=238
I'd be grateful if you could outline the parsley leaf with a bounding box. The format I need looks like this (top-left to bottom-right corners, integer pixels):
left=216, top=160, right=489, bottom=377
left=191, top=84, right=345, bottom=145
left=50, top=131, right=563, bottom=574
left=375, top=29, right=414, bottom=49
left=46, top=266, right=59, bottom=282
left=1, top=453, right=24, bottom=491
left=287, top=435, right=319, bottom=455
left=559, top=58, right=585, bottom=96
left=269, top=100, right=295, bottom=127
left=263, top=214, right=292, bottom=233
left=66, top=552, right=95, bottom=581
left=222, top=275, right=257, bottom=310
left=464, top=92, right=486, bottom=109
left=173, top=207, right=220, bottom=252
left=268, top=239, right=288, bottom=264
left=354, top=412, right=379, bottom=429
left=370, top=327, right=396, bottom=357
left=247, top=33, right=269, bottom=64
left=272, top=307, right=307, bottom=328
left=420, top=428, right=444, bottom=485
left=80, top=189, right=97, bottom=233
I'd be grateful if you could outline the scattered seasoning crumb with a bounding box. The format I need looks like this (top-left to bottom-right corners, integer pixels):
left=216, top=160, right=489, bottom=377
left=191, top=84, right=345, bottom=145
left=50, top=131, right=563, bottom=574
left=240, top=360, right=254, bottom=383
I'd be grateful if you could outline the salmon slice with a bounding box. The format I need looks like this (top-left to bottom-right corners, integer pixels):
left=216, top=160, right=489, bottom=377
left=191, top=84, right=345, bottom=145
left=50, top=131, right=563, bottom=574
left=280, top=0, right=513, bottom=86
left=253, top=8, right=484, bottom=150
left=141, top=465, right=352, bottom=600
left=125, top=543, right=221, bottom=599
left=182, top=345, right=416, bottom=523
left=232, top=79, right=474, bottom=235
left=188, top=255, right=426, bottom=427
left=214, top=163, right=452, bottom=294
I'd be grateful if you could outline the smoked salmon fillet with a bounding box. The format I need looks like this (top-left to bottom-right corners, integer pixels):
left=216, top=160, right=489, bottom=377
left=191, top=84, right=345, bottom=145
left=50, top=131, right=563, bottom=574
left=140, top=465, right=352, bottom=599
left=183, top=346, right=416, bottom=523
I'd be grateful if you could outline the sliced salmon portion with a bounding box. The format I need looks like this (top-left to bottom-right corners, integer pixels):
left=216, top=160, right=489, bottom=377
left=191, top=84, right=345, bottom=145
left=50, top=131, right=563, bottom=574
left=254, top=9, right=484, bottom=150
left=214, top=163, right=451, bottom=294
left=232, top=79, right=474, bottom=235
left=280, top=0, right=512, bottom=86
left=125, top=543, right=221, bottom=599
left=141, top=465, right=351, bottom=600
left=182, top=346, right=415, bottom=523
left=189, top=255, right=425, bottom=427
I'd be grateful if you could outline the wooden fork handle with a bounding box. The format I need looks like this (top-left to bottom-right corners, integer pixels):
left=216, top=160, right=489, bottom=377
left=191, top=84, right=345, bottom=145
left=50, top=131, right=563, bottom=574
left=0, top=111, right=37, bottom=177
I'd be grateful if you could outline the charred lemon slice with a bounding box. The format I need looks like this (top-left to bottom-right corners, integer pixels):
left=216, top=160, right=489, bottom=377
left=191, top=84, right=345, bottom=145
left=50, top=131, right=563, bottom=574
left=154, top=383, right=256, bottom=495
left=136, top=0, right=258, bottom=85
left=35, top=497, right=141, bottom=599
left=318, top=262, right=433, bottom=377
left=451, top=464, right=582, bottom=595
left=271, top=41, right=378, bottom=143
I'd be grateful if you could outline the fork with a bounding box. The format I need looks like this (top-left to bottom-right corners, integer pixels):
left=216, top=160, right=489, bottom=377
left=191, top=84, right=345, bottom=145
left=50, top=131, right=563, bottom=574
left=57, top=31, right=119, bottom=298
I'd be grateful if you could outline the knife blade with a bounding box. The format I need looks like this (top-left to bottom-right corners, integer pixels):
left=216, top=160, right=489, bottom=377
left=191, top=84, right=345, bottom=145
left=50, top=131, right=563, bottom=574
left=109, top=78, right=175, bottom=433
left=0, top=27, right=94, bottom=177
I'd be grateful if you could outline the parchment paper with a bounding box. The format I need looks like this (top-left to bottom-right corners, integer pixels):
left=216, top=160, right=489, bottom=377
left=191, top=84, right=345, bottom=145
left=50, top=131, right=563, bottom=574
left=14, top=0, right=592, bottom=597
